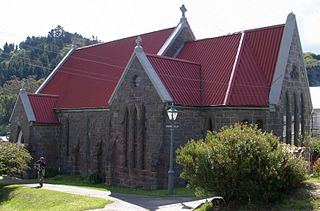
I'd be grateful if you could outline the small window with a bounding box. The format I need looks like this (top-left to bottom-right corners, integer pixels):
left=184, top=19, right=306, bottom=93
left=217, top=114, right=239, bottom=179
left=133, top=75, right=141, bottom=87
left=255, top=120, right=263, bottom=130
left=290, top=65, right=299, bottom=79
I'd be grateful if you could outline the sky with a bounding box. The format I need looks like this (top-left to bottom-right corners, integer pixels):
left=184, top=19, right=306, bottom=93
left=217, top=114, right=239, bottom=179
left=0, top=0, right=319, bottom=54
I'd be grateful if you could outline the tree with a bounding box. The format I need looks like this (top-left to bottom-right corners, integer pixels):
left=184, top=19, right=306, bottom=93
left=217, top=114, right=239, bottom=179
left=176, top=123, right=307, bottom=203
left=0, top=141, right=32, bottom=176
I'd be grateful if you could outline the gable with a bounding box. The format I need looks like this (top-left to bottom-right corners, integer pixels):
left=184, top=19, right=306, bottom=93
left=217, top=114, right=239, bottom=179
left=37, top=28, right=174, bottom=109
left=28, top=94, right=59, bottom=123
left=109, top=46, right=172, bottom=105
left=158, top=18, right=195, bottom=57
left=10, top=89, right=59, bottom=124
left=10, top=93, right=32, bottom=126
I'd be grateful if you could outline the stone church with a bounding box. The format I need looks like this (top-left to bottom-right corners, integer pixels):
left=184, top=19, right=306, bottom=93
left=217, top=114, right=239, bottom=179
left=9, top=7, right=312, bottom=188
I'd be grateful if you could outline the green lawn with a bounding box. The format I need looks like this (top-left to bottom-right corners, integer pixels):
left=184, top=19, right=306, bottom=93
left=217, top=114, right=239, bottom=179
left=44, top=175, right=196, bottom=197
left=0, top=184, right=112, bottom=211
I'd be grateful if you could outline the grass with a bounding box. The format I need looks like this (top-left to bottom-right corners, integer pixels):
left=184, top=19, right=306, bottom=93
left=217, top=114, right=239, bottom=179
left=195, top=177, right=320, bottom=210
left=44, top=174, right=196, bottom=197
left=0, top=184, right=112, bottom=211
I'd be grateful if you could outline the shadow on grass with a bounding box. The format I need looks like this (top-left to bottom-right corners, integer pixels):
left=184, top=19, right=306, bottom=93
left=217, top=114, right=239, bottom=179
left=0, top=184, right=19, bottom=203
left=44, top=175, right=196, bottom=197
left=108, top=192, right=200, bottom=210
left=197, top=183, right=317, bottom=211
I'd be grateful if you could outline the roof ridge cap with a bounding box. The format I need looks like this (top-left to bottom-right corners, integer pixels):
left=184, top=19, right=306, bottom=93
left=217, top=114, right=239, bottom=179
left=77, top=27, right=175, bottom=51
left=146, top=53, right=200, bottom=66
left=223, top=31, right=246, bottom=105
left=244, top=24, right=285, bottom=33
left=28, top=93, right=59, bottom=98
left=184, top=24, right=285, bottom=45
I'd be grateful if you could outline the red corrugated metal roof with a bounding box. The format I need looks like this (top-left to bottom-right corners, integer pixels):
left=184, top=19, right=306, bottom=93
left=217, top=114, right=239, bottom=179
left=28, top=94, right=59, bottom=123
left=226, top=25, right=284, bottom=106
left=177, top=33, right=242, bottom=105
left=38, top=23, right=284, bottom=108
left=147, top=54, right=201, bottom=106
left=39, top=28, right=174, bottom=109
left=177, top=24, right=284, bottom=106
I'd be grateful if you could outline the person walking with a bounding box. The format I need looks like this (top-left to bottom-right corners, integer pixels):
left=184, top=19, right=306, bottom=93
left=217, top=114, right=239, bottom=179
left=34, top=157, right=46, bottom=188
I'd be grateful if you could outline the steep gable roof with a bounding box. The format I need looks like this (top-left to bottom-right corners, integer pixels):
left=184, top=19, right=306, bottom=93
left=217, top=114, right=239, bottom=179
left=9, top=89, right=59, bottom=124
left=177, top=24, right=284, bottom=106
left=177, top=33, right=242, bottom=105
left=147, top=54, right=201, bottom=106
left=27, top=94, right=59, bottom=124
left=37, top=28, right=174, bottom=109
left=33, top=14, right=292, bottom=109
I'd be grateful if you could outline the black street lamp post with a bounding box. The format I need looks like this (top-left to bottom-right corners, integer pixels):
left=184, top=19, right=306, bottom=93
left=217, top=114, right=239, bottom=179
left=167, top=105, right=178, bottom=195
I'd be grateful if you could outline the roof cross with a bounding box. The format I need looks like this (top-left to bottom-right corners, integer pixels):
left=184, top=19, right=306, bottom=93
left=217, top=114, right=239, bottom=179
left=21, top=80, right=25, bottom=89
left=136, top=36, right=142, bottom=47
left=180, top=4, right=187, bottom=18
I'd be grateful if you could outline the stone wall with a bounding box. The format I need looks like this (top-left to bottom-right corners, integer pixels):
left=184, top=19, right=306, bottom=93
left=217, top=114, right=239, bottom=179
left=56, top=109, right=111, bottom=180
left=10, top=97, right=31, bottom=144
left=29, top=124, right=60, bottom=170
left=9, top=97, right=60, bottom=175
left=275, top=28, right=312, bottom=145
left=109, top=56, right=168, bottom=188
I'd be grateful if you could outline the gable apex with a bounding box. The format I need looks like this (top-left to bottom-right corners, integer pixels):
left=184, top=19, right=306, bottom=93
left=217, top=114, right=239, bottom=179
left=269, top=12, right=298, bottom=106
left=108, top=47, right=172, bottom=106
left=157, top=14, right=195, bottom=57
left=9, top=89, right=36, bottom=123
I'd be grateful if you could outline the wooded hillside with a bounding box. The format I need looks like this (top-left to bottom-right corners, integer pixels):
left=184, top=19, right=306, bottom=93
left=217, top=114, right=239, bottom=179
left=0, top=26, right=98, bottom=135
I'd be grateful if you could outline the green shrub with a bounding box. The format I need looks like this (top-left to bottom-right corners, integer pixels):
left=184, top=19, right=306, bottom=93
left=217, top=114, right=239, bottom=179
left=176, top=123, right=307, bottom=203
left=0, top=141, right=32, bottom=176
left=313, top=159, right=320, bottom=176
left=312, top=139, right=320, bottom=162
left=87, top=172, right=101, bottom=184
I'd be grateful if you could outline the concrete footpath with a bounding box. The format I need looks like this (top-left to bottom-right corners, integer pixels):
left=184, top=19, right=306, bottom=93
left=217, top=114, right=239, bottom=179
left=0, top=180, right=210, bottom=211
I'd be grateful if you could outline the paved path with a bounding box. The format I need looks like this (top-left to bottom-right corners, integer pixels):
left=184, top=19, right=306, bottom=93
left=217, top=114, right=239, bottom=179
left=0, top=180, right=210, bottom=211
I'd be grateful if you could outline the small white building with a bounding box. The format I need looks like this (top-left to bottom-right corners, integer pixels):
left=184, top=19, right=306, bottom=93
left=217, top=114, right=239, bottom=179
left=310, top=87, right=320, bottom=138
left=0, top=136, right=9, bottom=142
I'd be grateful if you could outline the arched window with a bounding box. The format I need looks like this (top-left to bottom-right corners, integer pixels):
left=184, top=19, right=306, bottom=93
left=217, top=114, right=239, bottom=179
left=301, top=94, right=305, bottom=138
left=66, top=118, right=70, bottom=156
left=294, top=93, right=299, bottom=146
left=132, top=107, right=138, bottom=169
left=86, top=118, right=91, bottom=159
left=255, top=120, right=263, bottom=130
left=141, top=105, right=146, bottom=170
left=17, top=129, right=24, bottom=145
left=206, top=117, right=213, bottom=132
left=123, top=108, right=129, bottom=167
left=285, top=92, right=291, bottom=144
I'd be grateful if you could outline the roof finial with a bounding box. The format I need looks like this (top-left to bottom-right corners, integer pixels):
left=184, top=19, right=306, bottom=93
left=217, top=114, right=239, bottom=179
left=21, top=79, right=25, bottom=89
left=20, top=79, right=26, bottom=93
left=180, top=4, right=187, bottom=18
left=136, top=36, right=142, bottom=47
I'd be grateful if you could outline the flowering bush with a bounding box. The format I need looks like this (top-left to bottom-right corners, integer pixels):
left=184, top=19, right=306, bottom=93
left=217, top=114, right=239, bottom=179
left=0, top=141, right=32, bottom=176
left=176, top=123, right=307, bottom=203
